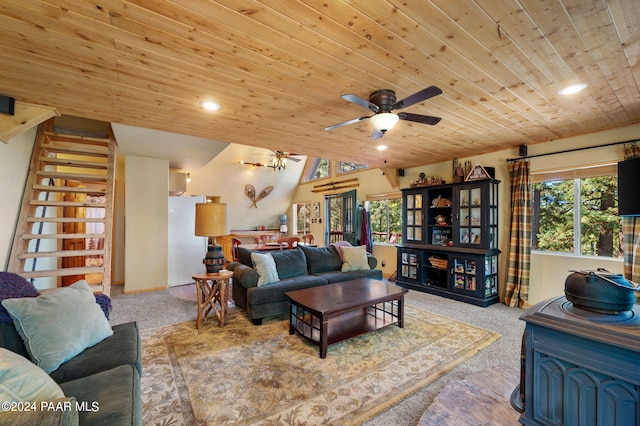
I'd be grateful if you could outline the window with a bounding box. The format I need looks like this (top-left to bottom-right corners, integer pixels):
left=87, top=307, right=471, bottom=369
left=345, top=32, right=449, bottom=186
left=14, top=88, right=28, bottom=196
left=368, top=193, right=402, bottom=244
left=302, top=158, right=330, bottom=182
left=292, top=202, right=311, bottom=236
left=338, top=162, right=368, bottom=174
left=533, top=166, right=621, bottom=257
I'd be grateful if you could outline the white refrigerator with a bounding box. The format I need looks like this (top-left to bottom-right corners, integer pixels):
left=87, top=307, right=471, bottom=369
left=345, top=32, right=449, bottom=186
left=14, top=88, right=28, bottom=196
left=168, top=195, right=207, bottom=287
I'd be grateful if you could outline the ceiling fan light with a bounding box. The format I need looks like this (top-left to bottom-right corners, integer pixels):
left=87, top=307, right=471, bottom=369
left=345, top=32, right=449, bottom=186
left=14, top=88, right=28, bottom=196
left=369, top=112, right=399, bottom=132
left=376, top=144, right=388, bottom=151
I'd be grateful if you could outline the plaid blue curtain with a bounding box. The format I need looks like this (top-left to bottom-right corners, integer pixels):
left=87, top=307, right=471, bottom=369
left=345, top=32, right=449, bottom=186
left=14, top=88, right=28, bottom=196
left=505, top=160, right=531, bottom=307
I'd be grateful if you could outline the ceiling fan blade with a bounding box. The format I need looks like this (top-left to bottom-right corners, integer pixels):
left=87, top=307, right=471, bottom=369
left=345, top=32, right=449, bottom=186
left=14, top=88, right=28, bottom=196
left=341, top=94, right=380, bottom=113
left=324, top=115, right=371, bottom=131
left=372, top=129, right=384, bottom=140
left=392, top=86, right=442, bottom=110
left=270, top=150, right=302, bottom=162
left=398, top=112, right=442, bottom=125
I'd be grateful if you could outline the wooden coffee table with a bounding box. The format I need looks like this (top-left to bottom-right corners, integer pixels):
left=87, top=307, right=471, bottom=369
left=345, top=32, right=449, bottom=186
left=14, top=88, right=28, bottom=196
left=285, top=278, right=408, bottom=358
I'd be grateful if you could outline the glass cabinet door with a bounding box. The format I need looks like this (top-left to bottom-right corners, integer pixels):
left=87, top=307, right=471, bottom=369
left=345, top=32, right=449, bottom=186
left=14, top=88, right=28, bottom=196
left=458, top=186, right=482, bottom=246
left=404, top=192, right=423, bottom=243
left=398, top=249, right=420, bottom=283
left=484, top=254, right=499, bottom=296
left=453, top=257, right=477, bottom=292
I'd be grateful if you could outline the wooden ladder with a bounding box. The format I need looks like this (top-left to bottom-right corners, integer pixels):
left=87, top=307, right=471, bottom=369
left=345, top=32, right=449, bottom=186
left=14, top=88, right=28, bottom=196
left=7, top=119, right=116, bottom=296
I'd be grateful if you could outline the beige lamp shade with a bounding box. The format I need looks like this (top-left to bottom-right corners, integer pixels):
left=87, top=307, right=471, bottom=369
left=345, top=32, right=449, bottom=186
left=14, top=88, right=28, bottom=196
left=195, top=202, right=229, bottom=237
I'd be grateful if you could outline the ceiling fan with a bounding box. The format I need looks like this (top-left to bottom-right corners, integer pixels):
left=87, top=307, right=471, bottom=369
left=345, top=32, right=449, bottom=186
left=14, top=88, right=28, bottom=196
left=240, top=150, right=302, bottom=171
left=273, top=150, right=302, bottom=163
left=325, top=86, right=442, bottom=139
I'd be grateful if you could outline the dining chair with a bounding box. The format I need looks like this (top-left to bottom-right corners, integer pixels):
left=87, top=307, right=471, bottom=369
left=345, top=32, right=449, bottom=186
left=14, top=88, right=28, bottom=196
left=276, top=236, right=300, bottom=249
left=301, top=234, right=314, bottom=245
left=255, top=235, right=273, bottom=245
left=231, top=238, right=242, bottom=261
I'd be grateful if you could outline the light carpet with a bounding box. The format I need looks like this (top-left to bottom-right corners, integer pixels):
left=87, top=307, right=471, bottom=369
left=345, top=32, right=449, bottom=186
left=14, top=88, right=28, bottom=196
left=141, top=305, right=500, bottom=425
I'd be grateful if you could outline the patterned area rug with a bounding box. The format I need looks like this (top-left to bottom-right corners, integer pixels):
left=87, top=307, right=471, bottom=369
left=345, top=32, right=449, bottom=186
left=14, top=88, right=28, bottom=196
left=141, top=305, right=500, bottom=425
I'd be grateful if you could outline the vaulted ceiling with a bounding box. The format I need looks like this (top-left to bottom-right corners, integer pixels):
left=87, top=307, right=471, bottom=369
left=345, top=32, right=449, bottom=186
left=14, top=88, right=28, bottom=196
left=1, top=1, right=638, bottom=169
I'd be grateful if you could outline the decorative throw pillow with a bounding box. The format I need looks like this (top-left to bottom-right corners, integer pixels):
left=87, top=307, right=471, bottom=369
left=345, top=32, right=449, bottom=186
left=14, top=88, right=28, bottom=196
left=300, top=245, right=343, bottom=274
left=340, top=245, right=370, bottom=272
left=0, top=272, right=40, bottom=324
left=0, top=348, right=64, bottom=402
left=270, top=248, right=308, bottom=279
left=251, top=252, right=280, bottom=286
left=1, top=280, right=114, bottom=373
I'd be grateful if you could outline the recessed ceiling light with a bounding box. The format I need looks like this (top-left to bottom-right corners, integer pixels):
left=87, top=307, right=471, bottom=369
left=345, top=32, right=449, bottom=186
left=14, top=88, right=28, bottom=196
left=199, top=100, right=221, bottom=111
left=558, top=83, right=587, bottom=96
left=376, top=144, right=388, bottom=151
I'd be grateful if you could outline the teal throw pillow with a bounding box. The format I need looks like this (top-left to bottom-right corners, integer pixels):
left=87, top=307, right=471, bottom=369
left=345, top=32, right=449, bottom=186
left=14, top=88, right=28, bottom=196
left=271, top=248, right=308, bottom=279
left=300, top=245, right=343, bottom=274
left=0, top=347, right=64, bottom=402
left=1, top=280, right=113, bottom=373
left=251, top=252, right=280, bottom=286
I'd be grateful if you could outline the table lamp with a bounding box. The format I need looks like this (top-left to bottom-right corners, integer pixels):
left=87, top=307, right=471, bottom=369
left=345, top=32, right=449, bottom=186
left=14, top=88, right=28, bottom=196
left=195, top=202, right=229, bottom=273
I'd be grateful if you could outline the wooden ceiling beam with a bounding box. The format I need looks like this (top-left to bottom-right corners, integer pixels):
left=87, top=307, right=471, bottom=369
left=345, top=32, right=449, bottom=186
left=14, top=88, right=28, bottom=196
left=381, top=168, right=400, bottom=189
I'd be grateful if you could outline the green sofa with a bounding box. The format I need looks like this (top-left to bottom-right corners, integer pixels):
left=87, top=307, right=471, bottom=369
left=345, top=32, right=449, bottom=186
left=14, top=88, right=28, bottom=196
left=228, top=245, right=383, bottom=325
left=0, top=274, right=142, bottom=426
left=0, top=320, right=142, bottom=426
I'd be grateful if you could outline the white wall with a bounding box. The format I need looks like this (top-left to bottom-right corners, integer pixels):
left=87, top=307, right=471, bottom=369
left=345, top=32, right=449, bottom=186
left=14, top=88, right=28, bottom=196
left=186, top=144, right=306, bottom=230
left=0, top=127, right=37, bottom=270
left=124, top=155, right=169, bottom=293
left=529, top=253, right=623, bottom=303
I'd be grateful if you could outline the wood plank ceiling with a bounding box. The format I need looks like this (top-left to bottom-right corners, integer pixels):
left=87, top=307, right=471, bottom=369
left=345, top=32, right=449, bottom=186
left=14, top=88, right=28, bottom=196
left=0, top=0, right=638, bottom=168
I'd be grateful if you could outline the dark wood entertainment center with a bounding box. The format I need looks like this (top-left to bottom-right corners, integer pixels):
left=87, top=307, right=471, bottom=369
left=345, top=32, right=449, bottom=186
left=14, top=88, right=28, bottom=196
left=396, top=179, right=500, bottom=307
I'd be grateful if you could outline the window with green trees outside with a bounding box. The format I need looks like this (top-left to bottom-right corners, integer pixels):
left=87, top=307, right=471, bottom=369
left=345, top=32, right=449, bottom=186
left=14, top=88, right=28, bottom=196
left=533, top=176, right=621, bottom=257
left=369, top=198, right=402, bottom=244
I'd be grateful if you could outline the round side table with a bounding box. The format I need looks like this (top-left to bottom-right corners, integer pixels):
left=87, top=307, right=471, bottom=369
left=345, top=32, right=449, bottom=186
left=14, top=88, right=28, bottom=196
left=192, top=272, right=233, bottom=329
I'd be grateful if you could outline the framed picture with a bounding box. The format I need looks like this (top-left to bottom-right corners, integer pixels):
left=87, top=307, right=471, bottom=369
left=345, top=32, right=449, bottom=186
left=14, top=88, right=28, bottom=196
left=313, top=202, right=320, bottom=217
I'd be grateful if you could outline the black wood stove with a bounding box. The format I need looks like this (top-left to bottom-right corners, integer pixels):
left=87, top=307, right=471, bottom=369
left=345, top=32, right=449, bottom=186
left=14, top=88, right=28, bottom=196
left=512, top=295, right=640, bottom=425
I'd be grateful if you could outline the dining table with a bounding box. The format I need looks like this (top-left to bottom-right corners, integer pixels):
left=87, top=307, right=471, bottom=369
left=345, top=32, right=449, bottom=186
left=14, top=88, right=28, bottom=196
left=253, top=242, right=287, bottom=251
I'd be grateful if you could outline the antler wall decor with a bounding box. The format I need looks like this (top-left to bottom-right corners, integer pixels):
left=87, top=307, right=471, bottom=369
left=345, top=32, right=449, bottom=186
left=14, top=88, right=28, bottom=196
left=245, top=184, right=274, bottom=208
